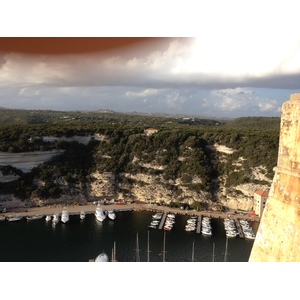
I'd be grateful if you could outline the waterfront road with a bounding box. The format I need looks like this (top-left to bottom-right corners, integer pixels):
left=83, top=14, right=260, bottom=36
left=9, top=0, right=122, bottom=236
left=0, top=202, right=260, bottom=222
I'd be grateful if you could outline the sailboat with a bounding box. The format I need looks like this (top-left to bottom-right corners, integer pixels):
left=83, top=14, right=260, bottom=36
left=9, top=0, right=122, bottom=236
left=146, top=230, right=151, bottom=262
left=224, top=236, right=229, bottom=262
left=162, top=231, right=167, bottom=262
left=111, top=241, right=117, bottom=262
left=191, top=240, right=195, bottom=262
left=135, top=232, right=140, bottom=262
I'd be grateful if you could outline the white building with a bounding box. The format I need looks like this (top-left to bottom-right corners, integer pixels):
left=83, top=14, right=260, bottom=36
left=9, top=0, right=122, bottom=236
left=254, top=190, right=269, bottom=217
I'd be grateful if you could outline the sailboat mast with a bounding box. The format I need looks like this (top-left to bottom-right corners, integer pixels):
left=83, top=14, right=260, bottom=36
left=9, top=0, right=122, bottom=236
left=162, top=231, right=166, bottom=262
left=146, top=230, right=150, bottom=262
left=136, top=232, right=140, bottom=262
left=113, top=241, right=117, bottom=262
left=224, top=237, right=228, bottom=262
left=191, top=240, right=195, bottom=262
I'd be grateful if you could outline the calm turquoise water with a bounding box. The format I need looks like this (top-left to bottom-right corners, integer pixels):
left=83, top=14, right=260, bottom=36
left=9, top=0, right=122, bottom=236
left=0, top=211, right=257, bottom=262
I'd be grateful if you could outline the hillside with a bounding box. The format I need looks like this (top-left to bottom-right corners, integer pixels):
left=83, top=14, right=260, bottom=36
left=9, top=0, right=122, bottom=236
left=0, top=109, right=280, bottom=212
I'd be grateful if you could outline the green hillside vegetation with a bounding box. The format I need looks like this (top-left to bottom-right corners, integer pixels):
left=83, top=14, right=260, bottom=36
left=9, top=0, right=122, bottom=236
left=0, top=109, right=280, bottom=203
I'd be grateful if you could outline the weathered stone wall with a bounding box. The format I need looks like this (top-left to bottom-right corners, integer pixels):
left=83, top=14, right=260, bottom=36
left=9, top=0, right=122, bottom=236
left=249, top=93, right=300, bottom=261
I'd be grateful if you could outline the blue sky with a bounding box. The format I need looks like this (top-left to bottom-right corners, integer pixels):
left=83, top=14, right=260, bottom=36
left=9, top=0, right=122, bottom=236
left=0, top=1, right=300, bottom=118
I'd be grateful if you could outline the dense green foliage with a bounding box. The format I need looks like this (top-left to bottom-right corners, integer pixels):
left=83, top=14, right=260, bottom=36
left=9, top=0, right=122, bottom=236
left=0, top=109, right=280, bottom=202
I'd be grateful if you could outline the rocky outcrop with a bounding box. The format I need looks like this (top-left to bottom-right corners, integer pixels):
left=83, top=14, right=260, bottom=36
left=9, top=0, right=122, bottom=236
left=250, top=93, right=300, bottom=262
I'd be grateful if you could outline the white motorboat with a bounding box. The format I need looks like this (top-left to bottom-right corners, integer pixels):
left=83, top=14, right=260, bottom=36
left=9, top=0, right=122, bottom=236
left=152, top=213, right=163, bottom=219
left=52, top=213, right=59, bottom=225
left=45, top=215, right=52, bottom=221
left=148, top=224, right=157, bottom=229
left=201, top=228, right=212, bottom=235
left=26, top=215, right=44, bottom=221
left=7, top=215, right=23, bottom=222
left=61, top=207, right=69, bottom=224
left=80, top=211, right=85, bottom=220
left=244, top=231, right=256, bottom=239
left=226, top=230, right=238, bottom=237
left=94, top=252, right=109, bottom=262
left=0, top=216, right=6, bottom=221
left=95, top=202, right=106, bottom=222
left=108, top=210, right=116, bottom=220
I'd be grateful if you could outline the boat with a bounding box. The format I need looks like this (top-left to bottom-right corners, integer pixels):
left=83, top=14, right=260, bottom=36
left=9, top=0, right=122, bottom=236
left=152, top=212, right=163, bottom=220
left=52, top=213, right=59, bottom=225
left=80, top=211, right=85, bottom=220
left=226, top=230, right=238, bottom=237
left=108, top=209, right=116, bottom=220
left=244, top=231, right=256, bottom=239
left=26, top=215, right=44, bottom=221
left=95, top=202, right=106, bottom=222
left=201, top=228, right=212, bottom=235
left=61, top=207, right=69, bottom=224
left=7, top=215, right=23, bottom=222
left=45, top=215, right=52, bottom=221
left=94, top=252, right=109, bottom=262
left=163, top=225, right=172, bottom=231
left=185, top=225, right=196, bottom=232
left=0, top=216, right=6, bottom=221
left=148, top=224, right=157, bottom=229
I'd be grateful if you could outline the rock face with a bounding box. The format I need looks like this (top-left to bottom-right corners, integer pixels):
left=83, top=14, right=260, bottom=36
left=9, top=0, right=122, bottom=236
left=249, top=93, right=300, bottom=262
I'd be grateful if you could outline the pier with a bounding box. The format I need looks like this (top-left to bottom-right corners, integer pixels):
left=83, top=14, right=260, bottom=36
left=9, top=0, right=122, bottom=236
left=235, top=218, right=245, bottom=238
left=196, top=215, right=202, bottom=233
left=158, top=213, right=168, bottom=229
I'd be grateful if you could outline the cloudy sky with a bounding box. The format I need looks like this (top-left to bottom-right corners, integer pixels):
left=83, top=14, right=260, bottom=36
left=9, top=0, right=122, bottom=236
left=1, top=1, right=300, bottom=118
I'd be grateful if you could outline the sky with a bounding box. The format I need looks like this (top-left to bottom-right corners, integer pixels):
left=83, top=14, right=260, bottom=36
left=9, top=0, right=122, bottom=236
left=0, top=1, right=300, bottom=118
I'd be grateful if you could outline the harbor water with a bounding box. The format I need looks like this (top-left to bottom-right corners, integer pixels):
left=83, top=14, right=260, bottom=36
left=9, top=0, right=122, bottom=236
left=0, top=210, right=258, bottom=262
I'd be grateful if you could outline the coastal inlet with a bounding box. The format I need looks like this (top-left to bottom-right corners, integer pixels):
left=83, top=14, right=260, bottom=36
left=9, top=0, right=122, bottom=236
left=0, top=205, right=258, bottom=262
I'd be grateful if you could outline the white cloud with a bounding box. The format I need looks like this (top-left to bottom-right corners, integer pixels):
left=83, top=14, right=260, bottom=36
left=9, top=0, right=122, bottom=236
left=210, top=88, right=282, bottom=116
left=125, top=88, right=162, bottom=98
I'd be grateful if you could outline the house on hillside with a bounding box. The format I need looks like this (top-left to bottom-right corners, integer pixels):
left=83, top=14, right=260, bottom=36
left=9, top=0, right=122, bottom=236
left=254, top=189, right=269, bottom=217
left=144, top=128, right=158, bottom=136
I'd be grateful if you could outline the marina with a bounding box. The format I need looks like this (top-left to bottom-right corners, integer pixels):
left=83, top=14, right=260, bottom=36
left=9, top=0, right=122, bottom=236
left=0, top=209, right=258, bottom=262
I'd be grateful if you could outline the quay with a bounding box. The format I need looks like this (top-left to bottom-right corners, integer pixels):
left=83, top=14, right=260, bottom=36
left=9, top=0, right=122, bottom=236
left=196, top=215, right=202, bottom=234
left=0, top=202, right=260, bottom=223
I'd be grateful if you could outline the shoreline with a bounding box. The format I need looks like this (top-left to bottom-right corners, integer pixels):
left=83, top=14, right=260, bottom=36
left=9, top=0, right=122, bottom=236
left=0, top=202, right=260, bottom=222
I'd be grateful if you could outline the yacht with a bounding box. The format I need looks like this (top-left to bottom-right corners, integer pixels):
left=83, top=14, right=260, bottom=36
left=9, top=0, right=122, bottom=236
left=80, top=211, right=85, bottom=220
left=108, top=209, right=116, bottom=220
left=45, top=215, right=52, bottom=221
left=95, top=202, right=106, bottom=222
left=7, top=215, right=23, bottom=222
left=52, top=213, right=59, bottom=225
left=26, top=215, right=44, bottom=221
left=61, top=207, right=69, bottom=224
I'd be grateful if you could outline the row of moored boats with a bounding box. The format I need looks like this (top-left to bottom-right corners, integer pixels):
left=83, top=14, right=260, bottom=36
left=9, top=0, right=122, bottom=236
left=223, top=218, right=256, bottom=239
left=0, top=203, right=117, bottom=225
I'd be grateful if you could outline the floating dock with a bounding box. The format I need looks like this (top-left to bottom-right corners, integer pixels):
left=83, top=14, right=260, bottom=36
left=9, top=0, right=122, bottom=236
left=235, top=218, right=245, bottom=238
left=158, top=213, right=168, bottom=229
left=196, top=215, right=202, bottom=234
